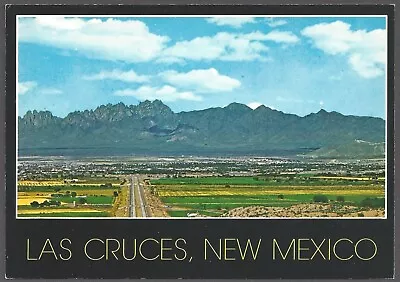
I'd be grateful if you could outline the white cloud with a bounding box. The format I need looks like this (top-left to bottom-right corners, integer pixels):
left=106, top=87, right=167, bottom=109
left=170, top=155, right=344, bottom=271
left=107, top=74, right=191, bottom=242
left=40, top=88, right=63, bottom=95
left=261, top=30, right=299, bottom=44
left=301, top=21, right=386, bottom=78
left=160, top=68, right=241, bottom=93
left=247, top=102, right=276, bottom=110
left=18, top=81, right=37, bottom=95
left=155, top=56, right=186, bottom=65
left=348, top=53, right=384, bottom=78
left=83, top=69, right=150, bottom=83
left=243, top=30, right=299, bottom=43
left=206, top=17, right=256, bottom=28
left=162, top=30, right=299, bottom=63
left=114, top=85, right=202, bottom=102
left=19, top=16, right=169, bottom=63
left=247, top=102, right=263, bottom=109
left=266, top=18, right=288, bottom=27
left=19, top=17, right=297, bottom=65
left=163, top=31, right=297, bottom=62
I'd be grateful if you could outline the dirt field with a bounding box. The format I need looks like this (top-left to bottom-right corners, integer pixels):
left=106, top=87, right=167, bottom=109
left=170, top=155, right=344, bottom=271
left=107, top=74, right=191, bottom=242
left=221, top=203, right=385, bottom=218
left=144, top=187, right=169, bottom=217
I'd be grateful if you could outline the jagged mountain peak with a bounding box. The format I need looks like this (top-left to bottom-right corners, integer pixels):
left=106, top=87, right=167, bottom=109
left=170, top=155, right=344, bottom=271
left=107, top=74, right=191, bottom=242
left=135, top=99, right=174, bottom=117
left=18, top=100, right=385, bottom=157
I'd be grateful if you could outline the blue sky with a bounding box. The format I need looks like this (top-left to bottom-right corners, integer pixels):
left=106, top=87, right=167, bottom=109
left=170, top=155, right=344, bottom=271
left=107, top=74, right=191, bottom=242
left=18, top=16, right=387, bottom=118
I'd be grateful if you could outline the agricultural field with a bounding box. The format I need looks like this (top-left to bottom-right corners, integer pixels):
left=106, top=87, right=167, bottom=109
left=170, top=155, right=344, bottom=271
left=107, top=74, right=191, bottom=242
left=17, top=156, right=386, bottom=218
left=149, top=176, right=385, bottom=218
left=17, top=178, right=125, bottom=218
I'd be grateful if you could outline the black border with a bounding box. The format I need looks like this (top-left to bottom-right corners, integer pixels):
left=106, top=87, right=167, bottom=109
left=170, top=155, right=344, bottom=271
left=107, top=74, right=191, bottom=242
left=5, top=5, right=395, bottom=279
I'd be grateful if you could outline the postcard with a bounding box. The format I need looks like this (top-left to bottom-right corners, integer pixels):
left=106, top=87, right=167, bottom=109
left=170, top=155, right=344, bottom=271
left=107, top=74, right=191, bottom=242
left=5, top=4, right=395, bottom=279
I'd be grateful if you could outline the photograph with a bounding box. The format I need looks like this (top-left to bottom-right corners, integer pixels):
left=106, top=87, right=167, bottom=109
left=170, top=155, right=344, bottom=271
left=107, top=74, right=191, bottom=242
left=17, top=14, right=387, bottom=219
left=5, top=4, right=396, bottom=280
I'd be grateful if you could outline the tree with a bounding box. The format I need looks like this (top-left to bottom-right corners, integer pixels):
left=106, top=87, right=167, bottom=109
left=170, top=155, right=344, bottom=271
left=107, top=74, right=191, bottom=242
left=78, top=198, right=87, bottom=205
left=278, top=194, right=284, bottom=200
left=71, top=191, right=77, bottom=197
left=40, top=200, right=51, bottom=207
left=113, top=191, right=119, bottom=197
left=313, top=195, right=328, bottom=203
left=30, top=201, right=40, bottom=208
left=336, top=196, right=345, bottom=202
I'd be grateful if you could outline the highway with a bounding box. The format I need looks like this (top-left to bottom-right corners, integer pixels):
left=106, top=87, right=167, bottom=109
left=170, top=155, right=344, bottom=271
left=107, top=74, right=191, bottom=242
left=129, top=175, right=136, bottom=217
left=137, top=180, right=147, bottom=217
left=128, top=175, right=149, bottom=218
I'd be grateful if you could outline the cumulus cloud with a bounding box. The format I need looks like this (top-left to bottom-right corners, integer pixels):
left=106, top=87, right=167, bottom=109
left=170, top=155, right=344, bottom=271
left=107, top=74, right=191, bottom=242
left=83, top=69, right=150, bottom=83
left=114, top=85, right=202, bottom=102
left=18, top=16, right=169, bottom=63
left=301, top=21, right=386, bottom=78
left=206, top=17, right=256, bottom=28
left=18, top=17, right=298, bottom=65
left=266, top=18, right=288, bottom=27
left=18, top=81, right=37, bottom=95
left=160, top=68, right=241, bottom=93
left=162, top=30, right=298, bottom=62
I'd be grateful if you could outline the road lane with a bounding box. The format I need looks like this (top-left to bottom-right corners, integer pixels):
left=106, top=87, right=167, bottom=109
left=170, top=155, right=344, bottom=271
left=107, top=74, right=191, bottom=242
left=129, top=175, right=136, bottom=217
left=136, top=177, right=147, bottom=217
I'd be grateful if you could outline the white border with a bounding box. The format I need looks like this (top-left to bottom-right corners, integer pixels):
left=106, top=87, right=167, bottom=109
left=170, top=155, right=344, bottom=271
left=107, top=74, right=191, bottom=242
left=15, top=14, right=389, bottom=220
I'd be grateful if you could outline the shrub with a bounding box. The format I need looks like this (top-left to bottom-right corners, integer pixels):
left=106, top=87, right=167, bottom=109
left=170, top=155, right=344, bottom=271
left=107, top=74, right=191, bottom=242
left=278, top=194, right=284, bottom=199
left=71, top=191, right=77, bottom=197
left=336, top=196, right=345, bottom=202
left=360, top=197, right=385, bottom=208
left=113, top=191, right=119, bottom=197
left=358, top=212, right=365, bottom=217
left=313, top=194, right=329, bottom=203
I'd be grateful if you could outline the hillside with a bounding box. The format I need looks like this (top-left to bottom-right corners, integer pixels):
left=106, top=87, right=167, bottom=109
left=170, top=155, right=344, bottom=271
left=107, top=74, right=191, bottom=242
left=305, top=140, right=385, bottom=159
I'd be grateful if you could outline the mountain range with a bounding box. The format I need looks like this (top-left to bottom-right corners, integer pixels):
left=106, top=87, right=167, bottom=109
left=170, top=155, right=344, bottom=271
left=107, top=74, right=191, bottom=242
left=18, top=100, right=385, bottom=158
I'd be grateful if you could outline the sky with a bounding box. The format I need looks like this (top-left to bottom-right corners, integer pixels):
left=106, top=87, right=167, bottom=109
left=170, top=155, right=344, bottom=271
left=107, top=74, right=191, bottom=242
left=17, top=16, right=387, bottom=118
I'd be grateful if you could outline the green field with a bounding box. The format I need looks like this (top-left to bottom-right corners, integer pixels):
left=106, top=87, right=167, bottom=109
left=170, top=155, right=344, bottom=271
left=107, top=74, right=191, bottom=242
left=18, top=184, right=119, bottom=192
left=151, top=176, right=383, bottom=186
left=17, top=179, right=120, bottom=217
left=153, top=176, right=385, bottom=217
left=50, top=195, right=114, bottom=205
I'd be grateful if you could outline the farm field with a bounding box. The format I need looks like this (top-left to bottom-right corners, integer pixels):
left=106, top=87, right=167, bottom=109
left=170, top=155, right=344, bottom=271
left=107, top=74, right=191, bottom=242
left=150, top=176, right=385, bottom=218
left=17, top=180, right=123, bottom=218
left=17, top=156, right=386, bottom=218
